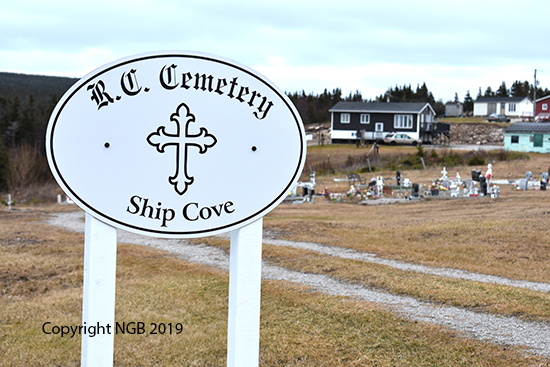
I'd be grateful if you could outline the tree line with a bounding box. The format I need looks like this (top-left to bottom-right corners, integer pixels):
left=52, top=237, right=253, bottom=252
left=287, top=82, right=442, bottom=125
left=0, top=72, right=77, bottom=192
left=288, top=80, right=548, bottom=125
left=0, top=71, right=548, bottom=193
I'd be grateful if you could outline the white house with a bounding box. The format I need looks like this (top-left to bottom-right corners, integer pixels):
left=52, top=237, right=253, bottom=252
left=473, top=97, right=533, bottom=118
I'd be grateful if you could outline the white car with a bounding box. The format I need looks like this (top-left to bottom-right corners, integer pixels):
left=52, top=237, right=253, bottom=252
left=384, top=133, right=421, bottom=146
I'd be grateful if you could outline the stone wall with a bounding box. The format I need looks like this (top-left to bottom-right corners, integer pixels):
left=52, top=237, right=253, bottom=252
left=450, top=123, right=504, bottom=145
left=309, top=122, right=506, bottom=146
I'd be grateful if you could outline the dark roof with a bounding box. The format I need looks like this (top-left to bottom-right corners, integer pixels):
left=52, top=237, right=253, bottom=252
left=475, top=97, right=531, bottom=103
left=505, top=122, right=550, bottom=134
left=329, top=101, right=431, bottom=113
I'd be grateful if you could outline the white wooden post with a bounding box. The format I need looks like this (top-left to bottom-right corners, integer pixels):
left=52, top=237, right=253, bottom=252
left=81, top=213, right=118, bottom=367
left=227, top=218, right=263, bottom=367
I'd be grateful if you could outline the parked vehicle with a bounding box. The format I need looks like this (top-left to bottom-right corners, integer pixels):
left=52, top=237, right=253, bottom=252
left=384, top=133, right=421, bottom=146
left=487, top=113, right=510, bottom=122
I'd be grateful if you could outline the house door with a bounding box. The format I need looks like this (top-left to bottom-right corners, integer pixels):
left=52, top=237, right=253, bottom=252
left=500, top=103, right=506, bottom=114
left=534, top=134, right=543, bottom=147
left=375, top=122, right=384, bottom=140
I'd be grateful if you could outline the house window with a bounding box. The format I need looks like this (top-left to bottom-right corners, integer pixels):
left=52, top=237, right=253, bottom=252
left=340, top=113, right=350, bottom=124
left=543, top=103, right=548, bottom=111
left=511, top=135, right=519, bottom=144
left=360, top=114, right=370, bottom=124
left=394, top=114, right=413, bottom=129
left=508, top=103, right=516, bottom=112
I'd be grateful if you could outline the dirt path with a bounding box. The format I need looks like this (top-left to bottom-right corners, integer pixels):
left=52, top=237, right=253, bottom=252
left=258, top=236, right=550, bottom=293
left=46, top=211, right=550, bottom=357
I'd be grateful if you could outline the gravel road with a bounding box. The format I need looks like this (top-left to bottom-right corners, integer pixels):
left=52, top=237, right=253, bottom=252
left=47, top=211, right=550, bottom=357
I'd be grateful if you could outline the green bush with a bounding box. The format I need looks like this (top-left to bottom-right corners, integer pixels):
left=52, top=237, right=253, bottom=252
left=441, top=152, right=463, bottom=167
left=415, top=144, right=426, bottom=158
left=466, top=154, right=486, bottom=166
left=359, top=166, right=376, bottom=173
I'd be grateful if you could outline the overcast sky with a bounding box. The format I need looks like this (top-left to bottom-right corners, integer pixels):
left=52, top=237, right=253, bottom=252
left=2, top=0, right=549, bottom=102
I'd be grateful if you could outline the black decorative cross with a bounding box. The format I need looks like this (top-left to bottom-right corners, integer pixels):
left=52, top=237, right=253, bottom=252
left=147, top=102, right=217, bottom=195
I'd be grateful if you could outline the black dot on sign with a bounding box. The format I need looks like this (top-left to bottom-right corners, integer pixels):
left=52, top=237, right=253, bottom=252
left=252, top=146, right=257, bottom=151
left=104, top=142, right=110, bottom=148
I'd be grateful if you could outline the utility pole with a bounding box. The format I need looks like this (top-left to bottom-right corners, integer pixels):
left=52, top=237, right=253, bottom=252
left=533, top=69, right=537, bottom=122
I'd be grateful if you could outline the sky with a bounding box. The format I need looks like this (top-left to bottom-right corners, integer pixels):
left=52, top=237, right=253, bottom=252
left=2, top=0, right=550, bottom=103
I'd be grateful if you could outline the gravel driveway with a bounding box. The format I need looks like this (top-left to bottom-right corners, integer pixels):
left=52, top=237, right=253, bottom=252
left=47, top=211, right=550, bottom=357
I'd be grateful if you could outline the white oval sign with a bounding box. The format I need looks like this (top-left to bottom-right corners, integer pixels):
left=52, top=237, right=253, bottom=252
left=46, top=51, right=306, bottom=238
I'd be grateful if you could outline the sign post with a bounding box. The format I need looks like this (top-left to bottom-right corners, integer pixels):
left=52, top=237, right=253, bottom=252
left=81, top=214, right=118, bottom=367
left=46, top=51, right=305, bottom=366
left=227, top=218, right=263, bottom=366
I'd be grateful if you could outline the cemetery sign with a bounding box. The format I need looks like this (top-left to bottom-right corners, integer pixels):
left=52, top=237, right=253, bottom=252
left=46, top=51, right=306, bottom=238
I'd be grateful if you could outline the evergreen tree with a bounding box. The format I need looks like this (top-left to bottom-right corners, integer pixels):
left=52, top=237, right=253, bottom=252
left=17, top=93, right=36, bottom=146
left=484, top=86, right=494, bottom=97
left=496, top=81, right=509, bottom=97
left=510, top=80, right=530, bottom=97
left=464, top=90, right=474, bottom=113
left=0, top=134, right=8, bottom=191
left=416, top=83, right=430, bottom=101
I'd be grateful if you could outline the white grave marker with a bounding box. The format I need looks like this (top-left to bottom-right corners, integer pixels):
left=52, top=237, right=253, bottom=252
left=46, top=51, right=306, bottom=366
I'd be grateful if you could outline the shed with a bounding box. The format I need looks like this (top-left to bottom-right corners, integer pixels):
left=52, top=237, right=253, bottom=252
left=504, top=122, right=550, bottom=153
left=445, top=102, right=463, bottom=117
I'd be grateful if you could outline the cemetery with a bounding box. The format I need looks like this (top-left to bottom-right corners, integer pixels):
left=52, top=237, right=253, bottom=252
left=290, top=143, right=550, bottom=206
left=3, top=141, right=550, bottom=365
left=1, top=53, right=550, bottom=366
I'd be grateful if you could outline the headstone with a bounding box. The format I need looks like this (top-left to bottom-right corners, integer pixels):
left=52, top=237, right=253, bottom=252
left=519, top=178, right=528, bottom=190
left=479, top=176, right=487, bottom=196
left=411, top=183, right=419, bottom=198
left=541, top=172, right=548, bottom=191
left=472, top=170, right=481, bottom=182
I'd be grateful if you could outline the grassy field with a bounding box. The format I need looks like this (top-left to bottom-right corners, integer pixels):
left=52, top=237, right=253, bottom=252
left=303, top=143, right=538, bottom=183
left=438, top=117, right=512, bottom=127
left=1, top=145, right=550, bottom=366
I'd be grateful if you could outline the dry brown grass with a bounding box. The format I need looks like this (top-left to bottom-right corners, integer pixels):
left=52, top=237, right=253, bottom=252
left=194, top=180, right=550, bottom=322
left=305, top=143, right=543, bottom=183
left=263, top=189, right=550, bottom=284
left=2, top=205, right=549, bottom=366
left=439, top=117, right=511, bottom=127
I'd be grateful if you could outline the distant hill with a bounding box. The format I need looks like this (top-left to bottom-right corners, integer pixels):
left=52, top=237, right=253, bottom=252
left=0, top=72, right=78, bottom=108
left=0, top=72, right=80, bottom=155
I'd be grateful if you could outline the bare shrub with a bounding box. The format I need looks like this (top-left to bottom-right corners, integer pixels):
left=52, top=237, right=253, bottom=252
left=6, top=143, right=57, bottom=202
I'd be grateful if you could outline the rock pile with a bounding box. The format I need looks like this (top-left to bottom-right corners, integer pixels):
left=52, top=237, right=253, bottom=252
left=450, top=123, right=504, bottom=145
left=306, top=122, right=505, bottom=146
